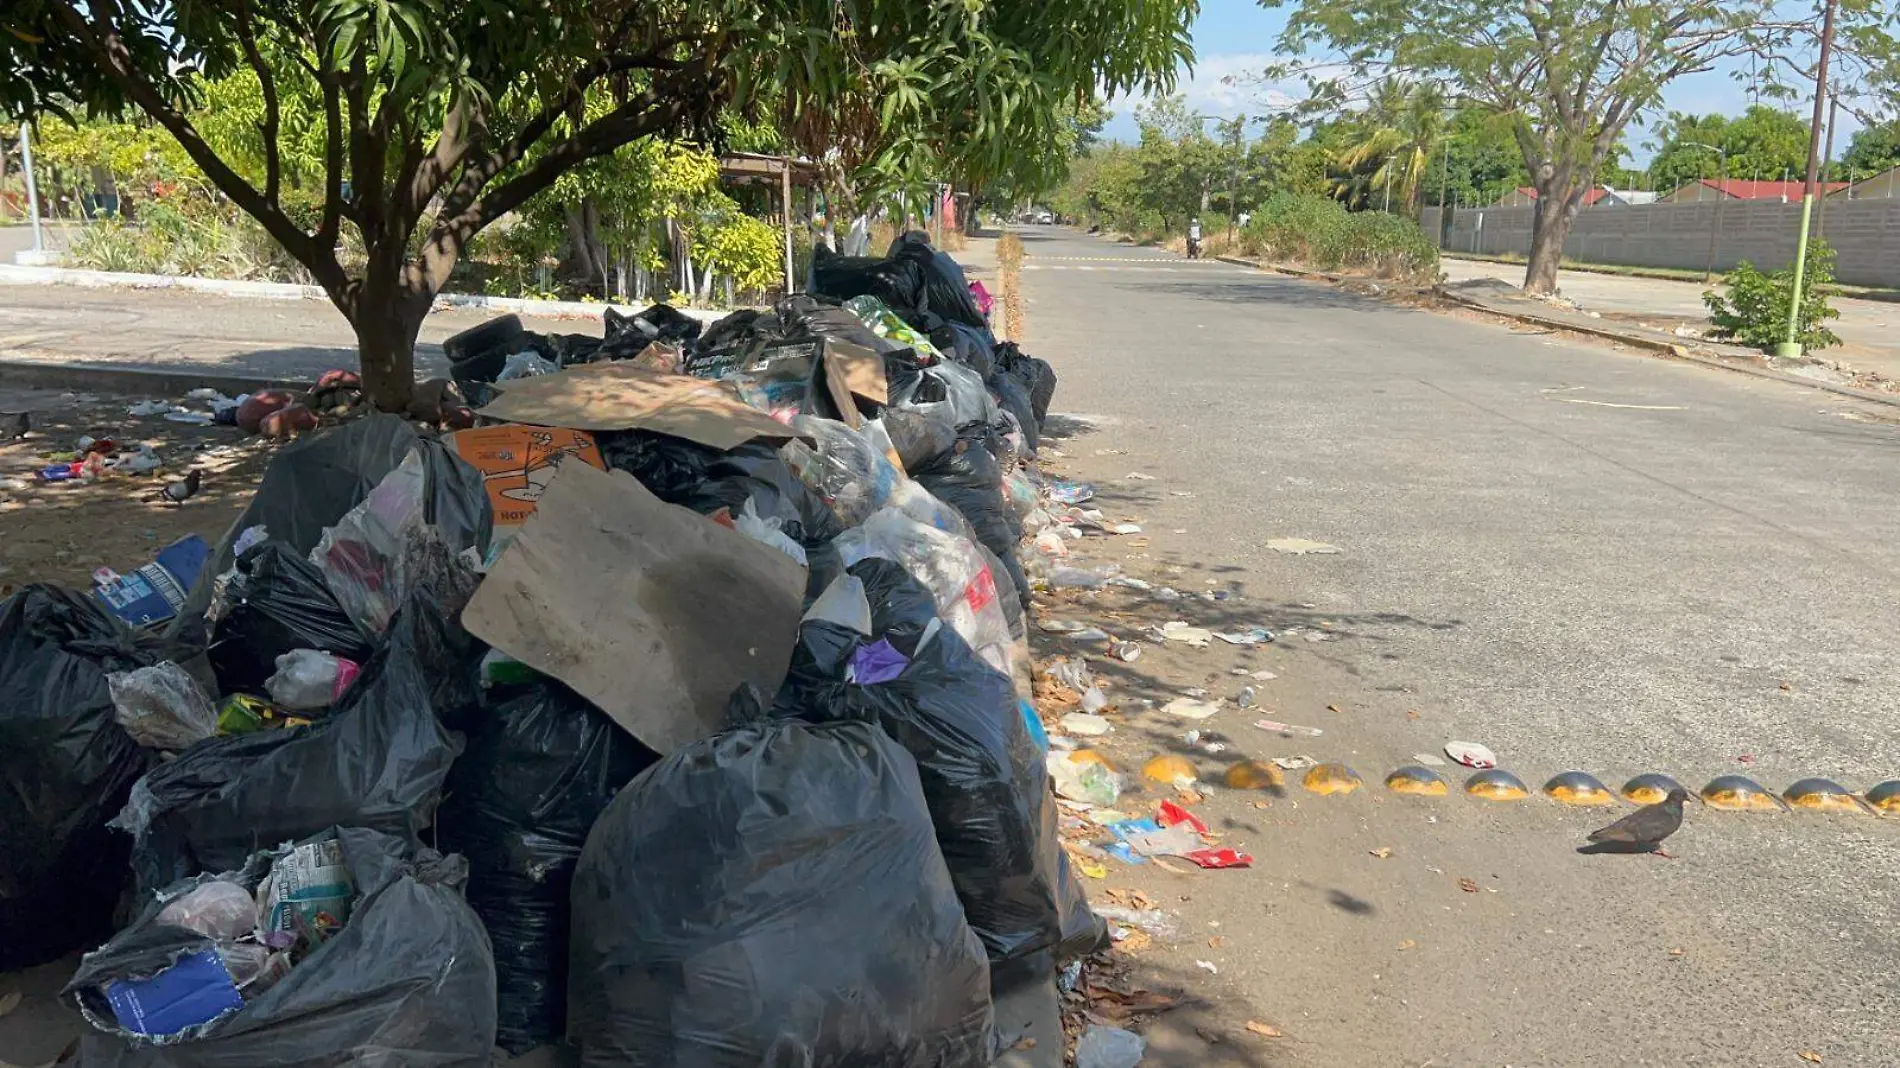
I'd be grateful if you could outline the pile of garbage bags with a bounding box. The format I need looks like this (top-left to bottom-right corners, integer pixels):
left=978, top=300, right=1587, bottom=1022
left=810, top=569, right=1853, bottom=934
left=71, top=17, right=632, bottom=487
left=0, top=231, right=1095, bottom=1063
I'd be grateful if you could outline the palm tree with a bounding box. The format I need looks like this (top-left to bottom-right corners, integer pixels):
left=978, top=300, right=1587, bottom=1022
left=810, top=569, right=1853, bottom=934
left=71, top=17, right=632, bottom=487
left=1331, top=80, right=1449, bottom=214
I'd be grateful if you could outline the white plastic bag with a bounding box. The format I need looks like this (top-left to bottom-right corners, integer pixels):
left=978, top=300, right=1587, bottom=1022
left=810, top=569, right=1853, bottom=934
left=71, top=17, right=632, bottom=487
left=265, top=649, right=361, bottom=710
left=833, top=508, right=1013, bottom=674
left=154, top=879, right=259, bottom=941
left=106, top=662, right=217, bottom=750
left=309, top=450, right=429, bottom=635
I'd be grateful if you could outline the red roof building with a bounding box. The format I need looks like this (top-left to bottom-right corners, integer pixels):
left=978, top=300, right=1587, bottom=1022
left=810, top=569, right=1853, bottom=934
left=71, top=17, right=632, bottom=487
left=1661, top=179, right=1850, bottom=203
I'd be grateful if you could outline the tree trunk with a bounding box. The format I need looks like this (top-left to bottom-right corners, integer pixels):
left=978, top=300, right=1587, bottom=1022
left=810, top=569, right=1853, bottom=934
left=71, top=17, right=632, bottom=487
left=350, top=289, right=423, bottom=414
left=1523, top=173, right=1586, bottom=296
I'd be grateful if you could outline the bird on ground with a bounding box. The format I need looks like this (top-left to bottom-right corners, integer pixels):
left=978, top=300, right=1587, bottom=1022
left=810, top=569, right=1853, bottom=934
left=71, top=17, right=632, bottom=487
left=8, top=412, right=28, bottom=442
left=154, top=469, right=202, bottom=505
left=1582, top=787, right=1690, bottom=858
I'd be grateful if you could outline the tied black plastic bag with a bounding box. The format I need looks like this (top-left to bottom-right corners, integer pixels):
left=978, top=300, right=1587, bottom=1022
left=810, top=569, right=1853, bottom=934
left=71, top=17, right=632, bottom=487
left=929, top=321, right=997, bottom=379
left=989, top=368, right=1039, bottom=454
left=437, top=682, right=657, bottom=1054
left=779, top=561, right=1102, bottom=963
left=809, top=245, right=934, bottom=327
left=0, top=586, right=158, bottom=970
left=206, top=542, right=372, bottom=695
left=994, top=342, right=1057, bottom=428
left=596, top=430, right=845, bottom=549
left=171, top=415, right=491, bottom=645
left=119, top=570, right=479, bottom=892
left=888, top=232, right=992, bottom=333
left=67, top=826, right=497, bottom=1067
left=567, top=698, right=994, bottom=1067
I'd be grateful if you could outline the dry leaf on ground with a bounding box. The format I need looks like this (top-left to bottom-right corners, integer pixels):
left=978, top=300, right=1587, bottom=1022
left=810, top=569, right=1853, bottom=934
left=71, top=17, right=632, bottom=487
left=1369, top=847, right=1393, bottom=859
left=1459, top=877, right=1479, bottom=893
left=1246, top=1021, right=1284, bottom=1037
left=1799, top=1052, right=1822, bottom=1064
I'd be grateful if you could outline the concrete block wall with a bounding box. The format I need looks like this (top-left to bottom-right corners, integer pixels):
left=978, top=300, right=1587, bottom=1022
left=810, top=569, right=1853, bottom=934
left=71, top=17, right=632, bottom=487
left=1420, top=199, right=1900, bottom=287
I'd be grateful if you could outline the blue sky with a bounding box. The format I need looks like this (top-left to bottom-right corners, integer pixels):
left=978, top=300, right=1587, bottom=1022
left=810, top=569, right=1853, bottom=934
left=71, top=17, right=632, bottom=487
left=1103, top=0, right=1855, bottom=169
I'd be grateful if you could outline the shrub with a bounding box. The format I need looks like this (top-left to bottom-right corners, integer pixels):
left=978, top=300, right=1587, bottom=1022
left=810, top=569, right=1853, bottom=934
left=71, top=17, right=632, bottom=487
left=1703, top=241, right=1842, bottom=351
left=1238, top=192, right=1438, bottom=282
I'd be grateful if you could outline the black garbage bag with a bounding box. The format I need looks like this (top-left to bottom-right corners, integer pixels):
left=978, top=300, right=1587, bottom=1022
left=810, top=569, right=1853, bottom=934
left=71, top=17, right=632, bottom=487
left=889, top=231, right=991, bottom=332
left=437, top=681, right=658, bottom=1054
left=780, top=295, right=913, bottom=357
left=0, top=586, right=159, bottom=970
left=928, top=321, right=997, bottom=379
left=171, top=416, right=491, bottom=646
left=778, top=561, right=1101, bottom=963
left=568, top=697, right=994, bottom=1067
left=809, top=245, right=934, bottom=325
left=595, top=431, right=844, bottom=549
left=608, top=302, right=703, bottom=344
left=989, top=369, right=1040, bottom=454
left=66, top=826, right=496, bottom=1067
left=994, top=342, right=1057, bottom=428
left=205, top=542, right=373, bottom=695
left=910, top=433, right=1021, bottom=584
left=120, top=578, right=476, bottom=893
left=880, top=405, right=959, bottom=473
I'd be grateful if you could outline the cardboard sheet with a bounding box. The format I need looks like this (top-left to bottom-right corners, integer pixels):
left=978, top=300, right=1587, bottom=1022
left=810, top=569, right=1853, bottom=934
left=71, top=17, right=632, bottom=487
left=461, top=461, right=807, bottom=754
left=820, top=338, right=888, bottom=428
left=478, top=362, right=798, bottom=449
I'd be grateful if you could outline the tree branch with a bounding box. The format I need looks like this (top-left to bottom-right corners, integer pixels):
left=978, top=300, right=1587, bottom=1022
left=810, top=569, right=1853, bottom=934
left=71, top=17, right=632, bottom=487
left=228, top=0, right=283, bottom=207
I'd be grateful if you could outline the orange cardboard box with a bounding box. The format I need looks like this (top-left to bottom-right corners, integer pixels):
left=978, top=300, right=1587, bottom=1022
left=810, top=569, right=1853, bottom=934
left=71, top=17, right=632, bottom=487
left=450, top=424, right=606, bottom=530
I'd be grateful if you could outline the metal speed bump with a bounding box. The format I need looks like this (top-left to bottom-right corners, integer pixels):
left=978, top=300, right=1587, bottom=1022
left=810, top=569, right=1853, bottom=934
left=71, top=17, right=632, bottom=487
left=1464, top=769, right=1530, bottom=802
left=1142, top=754, right=1198, bottom=784
left=1302, top=762, right=1363, bottom=796
left=1700, top=775, right=1788, bottom=812
left=1384, top=765, right=1450, bottom=797
left=1543, top=771, right=1620, bottom=807
left=1864, top=780, right=1900, bottom=816
left=1782, top=778, right=1870, bottom=814
left=1620, top=774, right=1686, bottom=805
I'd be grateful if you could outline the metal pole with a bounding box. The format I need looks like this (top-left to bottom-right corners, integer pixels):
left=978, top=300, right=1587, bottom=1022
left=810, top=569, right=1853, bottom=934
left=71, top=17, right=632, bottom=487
left=780, top=158, right=795, bottom=295
left=1781, top=0, right=1838, bottom=358
left=1817, top=90, right=1839, bottom=239
left=1383, top=161, right=1393, bottom=214
left=1704, top=153, right=1724, bottom=282
left=1226, top=114, right=1244, bottom=245
left=19, top=123, right=44, bottom=254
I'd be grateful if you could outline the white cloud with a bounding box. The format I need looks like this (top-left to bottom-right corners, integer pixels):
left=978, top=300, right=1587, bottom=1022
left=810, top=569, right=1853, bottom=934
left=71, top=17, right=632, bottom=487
left=1104, top=52, right=1309, bottom=140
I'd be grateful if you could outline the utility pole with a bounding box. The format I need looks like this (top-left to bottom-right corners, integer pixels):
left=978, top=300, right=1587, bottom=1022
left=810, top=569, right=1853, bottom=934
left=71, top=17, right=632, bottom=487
left=1226, top=114, right=1245, bottom=244
left=19, top=124, right=43, bottom=255
left=1684, top=142, right=1725, bottom=282
left=1817, top=90, right=1839, bottom=239
left=1382, top=156, right=1395, bottom=213
left=1781, top=0, right=1838, bottom=359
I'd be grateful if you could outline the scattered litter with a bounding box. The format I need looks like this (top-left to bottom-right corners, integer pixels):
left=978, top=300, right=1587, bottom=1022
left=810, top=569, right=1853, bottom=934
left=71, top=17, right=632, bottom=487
left=1040, top=619, right=1088, bottom=633
left=1159, top=621, right=1213, bottom=647
left=1093, top=906, right=1177, bottom=937
left=1459, top=877, right=1479, bottom=893
left=1061, top=713, right=1113, bottom=737
left=1411, top=752, right=1448, bottom=767
left=1267, top=538, right=1341, bottom=555
left=1369, top=847, right=1393, bottom=859
left=1256, top=720, right=1325, bottom=738
left=1080, top=687, right=1109, bottom=713
left=1050, top=752, right=1123, bottom=806
left=1246, top=1021, right=1284, bottom=1038
left=1050, top=566, right=1109, bottom=589
left=1112, top=641, right=1143, bottom=662
left=1214, top=627, right=1273, bottom=645
left=1075, top=1025, right=1146, bottom=1068
left=1183, top=687, right=1208, bottom=698
left=1123, top=472, right=1155, bottom=481
left=1445, top=741, right=1498, bottom=769
left=1195, top=960, right=1219, bottom=974
left=1250, top=669, right=1278, bottom=681
left=126, top=400, right=175, bottom=417
left=1141, top=755, right=1198, bottom=784
left=1181, top=848, right=1251, bottom=869
left=1106, top=576, right=1152, bottom=591
left=164, top=412, right=217, bottom=425
left=1108, top=523, right=1144, bottom=535
left=1236, top=686, right=1257, bottom=709
left=1162, top=697, right=1221, bottom=720
left=1049, top=480, right=1097, bottom=505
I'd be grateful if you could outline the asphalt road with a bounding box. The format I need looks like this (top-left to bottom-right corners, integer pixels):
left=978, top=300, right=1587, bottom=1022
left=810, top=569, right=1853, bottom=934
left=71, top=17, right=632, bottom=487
left=1015, top=226, right=1900, bottom=1066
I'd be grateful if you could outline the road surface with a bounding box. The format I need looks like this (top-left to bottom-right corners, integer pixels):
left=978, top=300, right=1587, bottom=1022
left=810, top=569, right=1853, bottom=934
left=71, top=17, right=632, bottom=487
left=1017, top=226, right=1900, bottom=1066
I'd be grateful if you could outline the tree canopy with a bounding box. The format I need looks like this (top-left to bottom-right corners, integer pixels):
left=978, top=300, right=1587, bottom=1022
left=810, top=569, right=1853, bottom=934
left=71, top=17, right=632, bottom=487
left=2, top=0, right=1195, bottom=407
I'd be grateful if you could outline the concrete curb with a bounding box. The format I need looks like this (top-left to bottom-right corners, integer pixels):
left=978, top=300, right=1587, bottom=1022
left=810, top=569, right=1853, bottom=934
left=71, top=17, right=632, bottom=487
left=1432, top=287, right=1900, bottom=411
left=0, top=359, right=311, bottom=398
left=0, top=263, right=732, bottom=324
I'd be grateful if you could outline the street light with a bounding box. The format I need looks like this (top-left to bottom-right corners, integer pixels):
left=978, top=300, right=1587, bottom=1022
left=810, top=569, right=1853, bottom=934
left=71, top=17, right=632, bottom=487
left=1681, top=141, right=1727, bottom=282
left=1382, top=155, right=1397, bottom=214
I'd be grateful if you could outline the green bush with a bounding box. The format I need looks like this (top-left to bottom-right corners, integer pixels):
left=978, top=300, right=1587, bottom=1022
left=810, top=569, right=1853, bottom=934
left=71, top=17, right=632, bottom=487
left=1238, top=192, right=1438, bottom=281
left=1703, top=241, right=1842, bottom=351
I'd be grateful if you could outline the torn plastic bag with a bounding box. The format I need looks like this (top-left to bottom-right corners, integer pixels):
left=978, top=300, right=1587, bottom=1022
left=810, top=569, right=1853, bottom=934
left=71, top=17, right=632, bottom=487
left=889, top=232, right=991, bottom=332
left=117, top=566, right=479, bottom=893
left=596, top=430, right=844, bottom=549
left=834, top=508, right=1014, bottom=674
left=567, top=696, right=993, bottom=1067
left=309, top=445, right=481, bottom=636
left=172, top=415, right=491, bottom=645
left=67, top=826, right=496, bottom=1067
left=781, top=416, right=905, bottom=527
left=779, top=560, right=1102, bottom=962
left=438, top=682, right=657, bottom=1054
left=108, top=662, right=217, bottom=751
left=879, top=406, right=959, bottom=473
left=0, top=586, right=159, bottom=970
left=206, top=542, right=372, bottom=695
left=912, top=359, right=996, bottom=428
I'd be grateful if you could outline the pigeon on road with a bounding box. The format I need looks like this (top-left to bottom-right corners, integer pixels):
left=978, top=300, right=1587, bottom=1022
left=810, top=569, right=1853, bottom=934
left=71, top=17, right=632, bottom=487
left=1582, top=787, right=1689, bottom=858
left=154, top=469, right=202, bottom=505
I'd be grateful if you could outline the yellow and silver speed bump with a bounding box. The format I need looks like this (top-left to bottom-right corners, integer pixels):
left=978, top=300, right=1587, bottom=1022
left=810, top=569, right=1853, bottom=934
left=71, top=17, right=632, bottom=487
left=1223, top=759, right=1285, bottom=790
left=1543, top=771, right=1621, bottom=807
left=1864, top=780, right=1900, bottom=816
left=1384, top=765, right=1450, bottom=797
left=1620, top=773, right=1686, bottom=805
left=1464, top=768, right=1531, bottom=802
left=1782, top=777, right=1871, bottom=814
left=1302, top=762, right=1363, bottom=796
left=1700, top=775, right=1788, bottom=812
left=1142, top=754, right=1198, bottom=785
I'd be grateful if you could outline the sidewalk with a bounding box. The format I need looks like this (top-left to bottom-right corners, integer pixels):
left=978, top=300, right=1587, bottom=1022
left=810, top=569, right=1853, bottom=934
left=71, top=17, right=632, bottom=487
left=1439, top=256, right=1900, bottom=381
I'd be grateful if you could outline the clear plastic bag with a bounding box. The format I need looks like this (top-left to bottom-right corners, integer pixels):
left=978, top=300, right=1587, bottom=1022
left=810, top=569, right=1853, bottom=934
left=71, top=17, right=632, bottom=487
left=497, top=351, right=558, bottom=381
left=264, top=649, right=361, bottom=711
left=154, top=880, right=258, bottom=941
left=782, top=416, right=904, bottom=527
left=919, top=360, right=995, bottom=427
left=308, top=451, right=428, bottom=636
left=107, top=662, right=217, bottom=751
left=833, top=509, right=1013, bottom=674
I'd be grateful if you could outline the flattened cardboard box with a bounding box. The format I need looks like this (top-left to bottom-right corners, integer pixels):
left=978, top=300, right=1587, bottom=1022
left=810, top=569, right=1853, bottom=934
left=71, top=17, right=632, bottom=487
left=478, top=362, right=798, bottom=449
left=461, top=461, right=806, bottom=754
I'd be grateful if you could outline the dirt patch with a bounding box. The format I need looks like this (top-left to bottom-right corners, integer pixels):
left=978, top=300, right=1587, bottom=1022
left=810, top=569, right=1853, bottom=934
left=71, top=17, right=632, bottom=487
left=0, top=384, right=278, bottom=595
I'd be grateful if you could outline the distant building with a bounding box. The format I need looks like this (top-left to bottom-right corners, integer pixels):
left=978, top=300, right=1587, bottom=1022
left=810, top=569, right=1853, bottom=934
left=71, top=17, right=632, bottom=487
left=1827, top=165, right=1900, bottom=199
left=1661, top=178, right=1850, bottom=203
left=1490, top=185, right=1645, bottom=207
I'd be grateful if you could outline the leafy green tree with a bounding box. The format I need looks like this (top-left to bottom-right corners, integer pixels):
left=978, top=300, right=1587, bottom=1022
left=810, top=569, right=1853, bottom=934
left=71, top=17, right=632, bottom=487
left=1265, top=0, right=1900, bottom=295
left=1428, top=108, right=1532, bottom=207
left=1330, top=79, right=1448, bottom=213
left=1840, top=119, right=1900, bottom=180
left=4, top=0, right=1193, bottom=409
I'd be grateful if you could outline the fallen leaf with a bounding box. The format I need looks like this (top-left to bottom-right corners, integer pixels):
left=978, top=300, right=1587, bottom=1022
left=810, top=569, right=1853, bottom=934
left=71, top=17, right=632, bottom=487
left=1014, top=1038, right=1037, bottom=1050
left=1175, top=786, right=1206, bottom=804
left=1779, top=682, right=1795, bottom=693
left=1406, top=709, right=1421, bottom=719
left=1208, top=936, right=1224, bottom=949
left=0, top=990, right=18, bottom=1017
left=1326, top=704, right=1345, bottom=714
left=1245, top=1021, right=1284, bottom=1038
left=1369, top=847, right=1393, bottom=859
left=1152, top=857, right=1196, bottom=875
left=1799, top=1052, right=1822, bottom=1064
left=1459, top=877, right=1479, bottom=893
left=1398, top=939, right=1417, bottom=951
left=1129, top=890, right=1157, bottom=909
left=1267, top=538, right=1341, bottom=555
left=1669, top=948, right=1685, bottom=957
left=1737, top=754, right=1755, bottom=765
left=1195, top=1027, right=1224, bottom=1044
left=1117, top=929, right=1153, bottom=953
left=1252, top=799, right=1272, bottom=809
